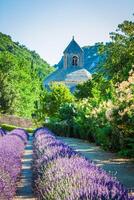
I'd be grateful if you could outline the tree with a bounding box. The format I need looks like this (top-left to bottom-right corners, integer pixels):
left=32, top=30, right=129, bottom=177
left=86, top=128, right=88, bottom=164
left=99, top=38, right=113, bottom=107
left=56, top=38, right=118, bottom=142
left=34, top=83, right=74, bottom=121
left=90, top=73, right=115, bottom=106
left=99, top=20, right=134, bottom=82
left=0, top=32, right=54, bottom=117
left=75, top=73, right=115, bottom=106
left=74, top=79, right=93, bottom=99
left=59, top=102, right=77, bottom=124
left=9, top=59, right=43, bottom=117
left=0, top=51, right=17, bottom=113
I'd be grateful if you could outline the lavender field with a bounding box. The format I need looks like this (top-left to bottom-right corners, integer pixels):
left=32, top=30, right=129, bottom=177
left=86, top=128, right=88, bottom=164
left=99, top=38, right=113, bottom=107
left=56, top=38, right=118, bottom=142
left=0, top=127, right=134, bottom=199
left=0, top=128, right=28, bottom=199
left=0, top=0, right=133, bottom=199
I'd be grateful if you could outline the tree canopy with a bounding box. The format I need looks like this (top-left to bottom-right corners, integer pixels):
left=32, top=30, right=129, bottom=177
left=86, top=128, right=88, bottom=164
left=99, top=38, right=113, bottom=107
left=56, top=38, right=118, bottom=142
left=0, top=32, right=54, bottom=117
left=99, top=20, right=134, bottom=82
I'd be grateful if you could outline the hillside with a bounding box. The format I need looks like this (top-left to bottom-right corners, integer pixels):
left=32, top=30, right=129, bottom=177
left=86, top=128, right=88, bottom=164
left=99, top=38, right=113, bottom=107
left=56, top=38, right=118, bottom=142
left=0, top=32, right=54, bottom=117
left=0, top=32, right=53, bottom=77
left=55, top=43, right=105, bottom=73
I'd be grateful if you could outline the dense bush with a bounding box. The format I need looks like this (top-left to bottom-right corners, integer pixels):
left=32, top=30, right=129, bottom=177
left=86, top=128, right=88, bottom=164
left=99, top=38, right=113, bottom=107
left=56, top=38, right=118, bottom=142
left=34, top=83, right=74, bottom=124
left=0, top=128, right=28, bottom=199
left=33, top=127, right=132, bottom=200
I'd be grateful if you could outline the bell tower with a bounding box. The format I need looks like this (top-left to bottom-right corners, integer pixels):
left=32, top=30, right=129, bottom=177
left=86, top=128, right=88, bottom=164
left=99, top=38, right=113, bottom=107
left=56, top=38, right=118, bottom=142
left=63, top=37, right=84, bottom=69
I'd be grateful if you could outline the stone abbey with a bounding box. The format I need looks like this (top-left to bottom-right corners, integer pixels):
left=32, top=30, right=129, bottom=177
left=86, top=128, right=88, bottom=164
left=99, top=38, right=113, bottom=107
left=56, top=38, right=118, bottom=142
left=44, top=37, right=91, bottom=91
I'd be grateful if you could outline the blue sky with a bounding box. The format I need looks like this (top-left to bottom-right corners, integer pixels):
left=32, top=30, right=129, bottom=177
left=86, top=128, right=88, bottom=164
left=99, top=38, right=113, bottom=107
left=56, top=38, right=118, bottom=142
left=0, top=0, right=133, bottom=65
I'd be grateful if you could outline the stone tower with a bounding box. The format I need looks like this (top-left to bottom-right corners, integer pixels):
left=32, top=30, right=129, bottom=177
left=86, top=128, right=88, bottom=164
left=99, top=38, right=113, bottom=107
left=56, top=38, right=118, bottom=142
left=44, top=37, right=91, bottom=91
left=63, top=37, right=84, bottom=69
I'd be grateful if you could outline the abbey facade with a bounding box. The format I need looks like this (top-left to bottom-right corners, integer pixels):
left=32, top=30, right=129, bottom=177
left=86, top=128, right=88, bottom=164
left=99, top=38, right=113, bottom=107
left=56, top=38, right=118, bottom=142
left=44, top=37, right=91, bottom=91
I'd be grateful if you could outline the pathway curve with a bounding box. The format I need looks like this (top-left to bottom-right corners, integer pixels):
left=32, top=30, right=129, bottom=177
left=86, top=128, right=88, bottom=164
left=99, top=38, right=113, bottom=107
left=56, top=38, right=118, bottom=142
left=14, top=136, right=36, bottom=200
left=58, top=136, right=134, bottom=192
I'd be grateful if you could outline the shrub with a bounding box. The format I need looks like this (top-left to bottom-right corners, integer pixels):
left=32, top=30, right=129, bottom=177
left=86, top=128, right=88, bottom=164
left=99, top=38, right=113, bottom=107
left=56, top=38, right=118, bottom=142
left=0, top=129, right=27, bottom=199
left=0, top=123, right=35, bottom=133
left=95, top=126, right=113, bottom=149
left=33, top=127, right=132, bottom=200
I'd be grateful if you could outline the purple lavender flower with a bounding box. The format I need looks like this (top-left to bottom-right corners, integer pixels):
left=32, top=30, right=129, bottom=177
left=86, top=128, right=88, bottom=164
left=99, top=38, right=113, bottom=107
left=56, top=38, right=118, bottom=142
left=0, top=128, right=6, bottom=137
left=33, top=127, right=133, bottom=200
left=0, top=129, right=27, bottom=199
left=9, top=128, right=28, bottom=144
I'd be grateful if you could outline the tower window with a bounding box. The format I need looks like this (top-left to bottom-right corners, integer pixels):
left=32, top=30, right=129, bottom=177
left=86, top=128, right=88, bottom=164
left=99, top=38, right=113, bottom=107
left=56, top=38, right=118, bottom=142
left=72, top=56, right=78, bottom=66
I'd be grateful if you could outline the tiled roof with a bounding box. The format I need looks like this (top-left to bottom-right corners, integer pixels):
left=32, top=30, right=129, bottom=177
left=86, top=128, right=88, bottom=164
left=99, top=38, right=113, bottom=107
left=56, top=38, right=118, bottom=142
left=63, top=38, right=83, bottom=54
left=44, top=67, right=91, bottom=90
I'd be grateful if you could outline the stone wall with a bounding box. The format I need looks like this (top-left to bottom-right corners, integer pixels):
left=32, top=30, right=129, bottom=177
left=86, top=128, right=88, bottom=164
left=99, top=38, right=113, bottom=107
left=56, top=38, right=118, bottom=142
left=0, top=114, right=33, bottom=128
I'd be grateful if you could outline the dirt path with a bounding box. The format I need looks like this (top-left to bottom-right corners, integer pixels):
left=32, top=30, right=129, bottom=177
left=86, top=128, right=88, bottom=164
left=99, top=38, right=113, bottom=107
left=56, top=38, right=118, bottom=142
left=58, top=136, right=134, bottom=192
left=14, top=136, right=36, bottom=200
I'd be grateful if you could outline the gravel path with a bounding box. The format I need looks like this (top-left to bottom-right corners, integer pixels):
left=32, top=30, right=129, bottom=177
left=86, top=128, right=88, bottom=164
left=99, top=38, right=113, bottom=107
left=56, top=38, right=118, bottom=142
left=58, top=136, right=134, bottom=193
left=14, top=136, right=36, bottom=200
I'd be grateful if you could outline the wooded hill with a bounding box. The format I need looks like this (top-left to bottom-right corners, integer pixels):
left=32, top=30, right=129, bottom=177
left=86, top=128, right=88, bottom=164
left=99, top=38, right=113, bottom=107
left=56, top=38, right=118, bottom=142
left=0, top=32, right=54, bottom=118
left=0, top=32, right=53, bottom=77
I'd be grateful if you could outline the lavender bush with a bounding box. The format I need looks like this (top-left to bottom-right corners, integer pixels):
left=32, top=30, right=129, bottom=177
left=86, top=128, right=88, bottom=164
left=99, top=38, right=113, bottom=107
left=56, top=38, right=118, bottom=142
left=33, top=127, right=133, bottom=200
left=9, top=128, right=29, bottom=143
left=0, top=128, right=6, bottom=137
left=0, top=128, right=28, bottom=199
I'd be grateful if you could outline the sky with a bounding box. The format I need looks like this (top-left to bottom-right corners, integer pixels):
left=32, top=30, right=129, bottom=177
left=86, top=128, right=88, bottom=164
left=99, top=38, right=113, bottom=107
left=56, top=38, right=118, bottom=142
left=0, top=0, right=134, bottom=65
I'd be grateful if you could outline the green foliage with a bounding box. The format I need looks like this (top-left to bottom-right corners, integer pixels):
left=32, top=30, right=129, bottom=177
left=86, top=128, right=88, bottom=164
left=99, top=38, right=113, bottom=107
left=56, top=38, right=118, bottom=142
left=0, top=123, right=34, bottom=133
left=48, top=83, right=74, bottom=115
left=0, top=124, right=18, bottom=131
left=75, top=73, right=115, bottom=106
left=74, top=79, right=93, bottom=99
left=34, top=83, right=74, bottom=122
left=0, top=51, right=16, bottom=113
left=0, top=32, right=54, bottom=117
left=95, top=126, right=113, bottom=149
left=45, top=120, right=71, bottom=137
left=89, top=74, right=115, bottom=106
left=99, top=20, right=134, bottom=82
left=118, top=138, right=134, bottom=158
left=59, top=103, right=77, bottom=123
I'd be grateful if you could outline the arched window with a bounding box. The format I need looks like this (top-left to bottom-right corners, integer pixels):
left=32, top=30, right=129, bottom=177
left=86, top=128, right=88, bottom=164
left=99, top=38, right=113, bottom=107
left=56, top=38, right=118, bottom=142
left=72, top=56, right=78, bottom=66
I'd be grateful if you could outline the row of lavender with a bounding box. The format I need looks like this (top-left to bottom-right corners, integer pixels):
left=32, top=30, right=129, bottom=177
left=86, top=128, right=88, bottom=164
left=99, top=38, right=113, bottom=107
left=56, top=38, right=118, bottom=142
left=33, top=127, right=133, bottom=200
left=0, top=128, right=6, bottom=137
left=0, top=128, right=28, bottom=199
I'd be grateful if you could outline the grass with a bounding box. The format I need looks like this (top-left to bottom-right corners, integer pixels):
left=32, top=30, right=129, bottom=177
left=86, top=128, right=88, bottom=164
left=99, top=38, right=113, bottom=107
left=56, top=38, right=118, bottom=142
left=0, top=123, right=35, bottom=133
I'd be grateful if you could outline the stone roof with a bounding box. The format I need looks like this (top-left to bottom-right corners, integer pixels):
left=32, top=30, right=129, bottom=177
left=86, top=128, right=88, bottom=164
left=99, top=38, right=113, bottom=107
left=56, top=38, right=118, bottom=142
left=44, top=67, right=91, bottom=91
left=63, top=38, right=83, bottom=54
left=44, top=38, right=92, bottom=91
